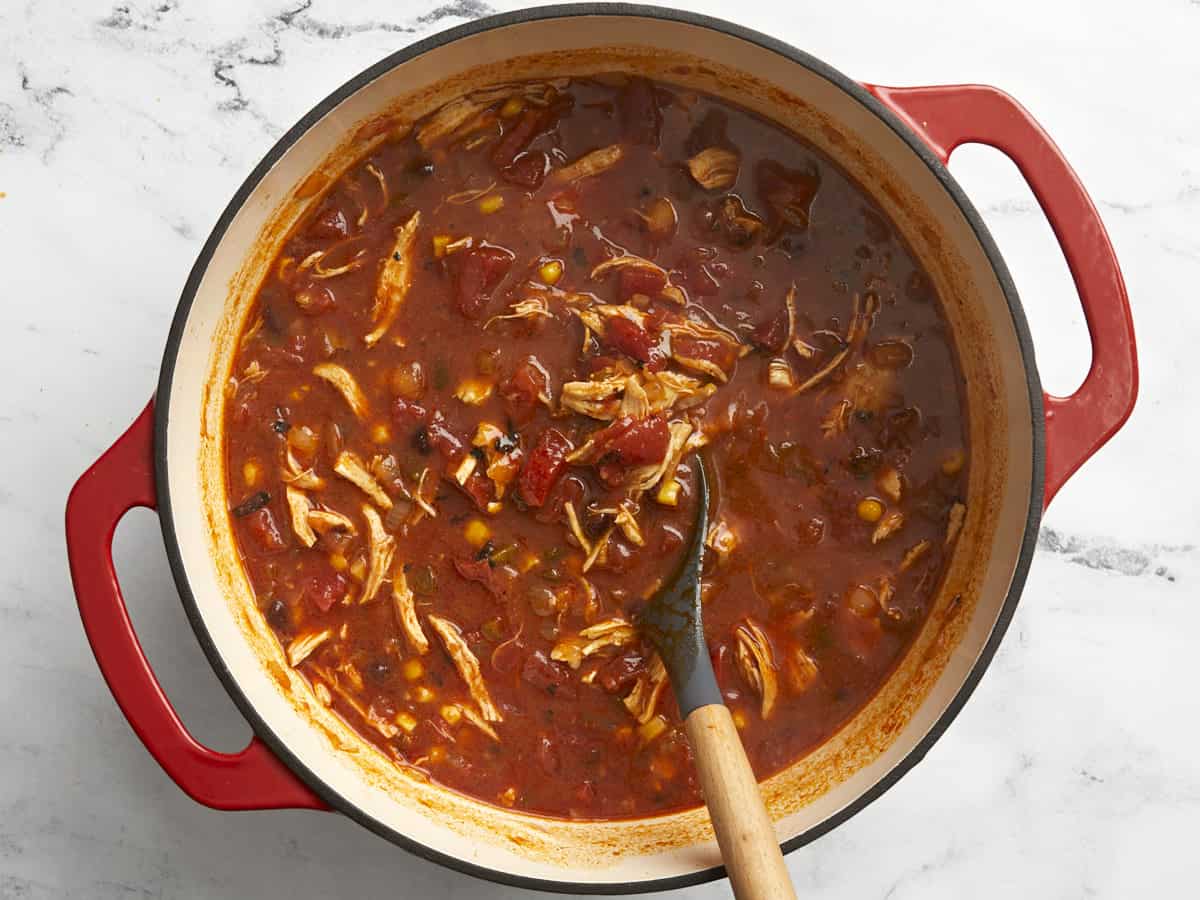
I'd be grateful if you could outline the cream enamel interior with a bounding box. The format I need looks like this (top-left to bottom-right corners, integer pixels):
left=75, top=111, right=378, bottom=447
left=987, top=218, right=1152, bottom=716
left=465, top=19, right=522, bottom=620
left=162, top=14, right=1036, bottom=888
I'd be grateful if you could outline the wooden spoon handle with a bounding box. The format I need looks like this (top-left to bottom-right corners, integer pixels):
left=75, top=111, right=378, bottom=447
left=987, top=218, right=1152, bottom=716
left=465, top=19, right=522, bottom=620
left=684, top=704, right=798, bottom=900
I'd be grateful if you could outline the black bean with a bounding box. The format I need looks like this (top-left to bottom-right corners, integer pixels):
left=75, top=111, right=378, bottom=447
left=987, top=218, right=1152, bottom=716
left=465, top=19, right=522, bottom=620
left=266, top=598, right=289, bottom=631
left=231, top=491, right=271, bottom=517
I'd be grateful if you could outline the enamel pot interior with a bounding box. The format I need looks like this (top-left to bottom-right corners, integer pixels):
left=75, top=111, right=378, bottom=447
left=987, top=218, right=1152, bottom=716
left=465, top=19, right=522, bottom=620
left=157, top=6, right=1041, bottom=893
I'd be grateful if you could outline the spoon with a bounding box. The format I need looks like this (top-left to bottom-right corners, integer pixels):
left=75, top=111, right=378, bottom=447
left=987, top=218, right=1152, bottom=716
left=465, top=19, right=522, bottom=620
left=637, top=462, right=798, bottom=900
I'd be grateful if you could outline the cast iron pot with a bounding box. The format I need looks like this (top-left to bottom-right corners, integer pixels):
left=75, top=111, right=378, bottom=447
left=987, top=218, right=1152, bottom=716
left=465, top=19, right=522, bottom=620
left=66, top=4, right=1137, bottom=893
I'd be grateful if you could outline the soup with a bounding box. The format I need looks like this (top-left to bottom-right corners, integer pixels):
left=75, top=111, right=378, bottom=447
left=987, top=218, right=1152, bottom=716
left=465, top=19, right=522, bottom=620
left=222, top=75, right=967, bottom=818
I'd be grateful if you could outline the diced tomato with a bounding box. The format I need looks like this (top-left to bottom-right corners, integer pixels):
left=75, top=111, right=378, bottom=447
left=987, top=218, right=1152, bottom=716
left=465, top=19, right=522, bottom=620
left=458, top=467, right=494, bottom=510
left=304, top=570, right=348, bottom=613
left=293, top=284, right=336, bottom=317
left=672, top=333, right=738, bottom=374
left=756, top=159, right=820, bottom=232
left=517, top=428, right=573, bottom=507
left=501, top=149, right=550, bottom=189
left=308, top=202, right=351, bottom=240
left=390, top=397, right=428, bottom=425
left=452, top=556, right=512, bottom=601
left=597, top=651, right=647, bottom=694
left=585, top=354, right=618, bottom=375
left=751, top=311, right=788, bottom=353
left=592, top=414, right=670, bottom=466
left=492, top=108, right=548, bottom=169
left=501, top=357, right=549, bottom=423
left=450, top=245, right=515, bottom=319
left=424, top=411, right=466, bottom=461
left=521, top=650, right=576, bottom=698
left=618, top=77, right=661, bottom=147
left=246, top=508, right=287, bottom=553
left=682, top=263, right=720, bottom=297
left=617, top=266, right=666, bottom=300
left=603, top=316, right=668, bottom=370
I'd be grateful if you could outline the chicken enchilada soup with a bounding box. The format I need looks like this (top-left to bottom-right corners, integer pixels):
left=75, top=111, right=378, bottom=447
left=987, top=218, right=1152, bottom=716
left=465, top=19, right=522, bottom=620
left=223, top=76, right=968, bottom=818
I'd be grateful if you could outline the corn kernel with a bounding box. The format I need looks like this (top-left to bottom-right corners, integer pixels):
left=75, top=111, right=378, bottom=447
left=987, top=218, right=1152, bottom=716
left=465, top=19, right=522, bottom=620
left=395, top=711, right=418, bottom=733
left=731, top=708, right=748, bottom=729
left=348, top=556, right=367, bottom=583
left=656, top=478, right=681, bottom=507
left=498, top=786, right=518, bottom=807
left=428, top=745, right=446, bottom=764
left=454, top=377, right=494, bottom=406
left=242, top=460, right=262, bottom=487
left=519, top=552, right=540, bottom=573
left=638, top=714, right=669, bottom=744
left=499, top=96, right=524, bottom=118
left=486, top=501, right=502, bottom=515
left=329, top=552, right=349, bottom=572
left=432, top=234, right=452, bottom=258
left=857, top=498, right=885, bottom=523
left=538, top=259, right=563, bottom=285
left=941, top=448, right=965, bottom=477
left=478, top=194, right=504, bottom=215
left=440, top=704, right=463, bottom=725
left=464, top=519, right=491, bottom=548
left=411, top=685, right=434, bottom=703
left=402, top=659, right=424, bottom=681
left=370, top=423, right=391, bottom=444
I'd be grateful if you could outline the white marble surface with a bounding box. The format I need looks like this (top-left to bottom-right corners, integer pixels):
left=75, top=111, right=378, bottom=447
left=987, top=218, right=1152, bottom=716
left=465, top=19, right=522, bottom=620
left=2, top=0, right=1196, bottom=896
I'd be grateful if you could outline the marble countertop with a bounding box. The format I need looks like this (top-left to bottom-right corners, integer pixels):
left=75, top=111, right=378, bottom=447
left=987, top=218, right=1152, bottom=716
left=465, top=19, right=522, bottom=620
left=2, top=0, right=1195, bottom=896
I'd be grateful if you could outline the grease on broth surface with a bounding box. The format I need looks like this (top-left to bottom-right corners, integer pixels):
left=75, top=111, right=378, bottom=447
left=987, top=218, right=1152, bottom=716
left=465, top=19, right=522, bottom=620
left=223, top=75, right=968, bottom=819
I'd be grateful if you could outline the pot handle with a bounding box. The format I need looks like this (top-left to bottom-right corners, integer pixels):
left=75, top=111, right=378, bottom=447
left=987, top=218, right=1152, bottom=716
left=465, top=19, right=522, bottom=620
left=65, top=401, right=328, bottom=811
left=865, top=84, right=1138, bottom=509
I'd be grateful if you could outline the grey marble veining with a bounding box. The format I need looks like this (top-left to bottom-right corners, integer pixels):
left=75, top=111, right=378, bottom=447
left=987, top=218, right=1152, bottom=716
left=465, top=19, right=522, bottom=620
left=1, top=0, right=1195, bottom=897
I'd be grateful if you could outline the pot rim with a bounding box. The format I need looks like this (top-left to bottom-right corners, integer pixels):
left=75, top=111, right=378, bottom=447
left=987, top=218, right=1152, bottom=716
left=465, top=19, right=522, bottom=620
left=153, top=3, right=1046, bottom=893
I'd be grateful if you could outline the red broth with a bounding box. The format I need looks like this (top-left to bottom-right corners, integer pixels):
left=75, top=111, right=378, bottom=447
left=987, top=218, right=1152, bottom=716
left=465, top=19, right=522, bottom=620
left=223, top=76, right=968, bottom=819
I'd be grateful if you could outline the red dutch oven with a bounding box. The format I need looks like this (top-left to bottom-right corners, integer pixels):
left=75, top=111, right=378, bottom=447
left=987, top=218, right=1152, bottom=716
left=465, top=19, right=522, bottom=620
left=65, top=5, right=1136, bottom=893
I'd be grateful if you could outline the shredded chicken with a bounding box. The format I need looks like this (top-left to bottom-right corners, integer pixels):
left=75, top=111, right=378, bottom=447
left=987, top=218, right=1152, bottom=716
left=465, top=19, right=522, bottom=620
left=283, top=436, right=324, bottom=491
left=551, top=618, right=637, bottom=669
left=460, top=705, right=500, bottom=742
left=553, top=144, right=624, bottom=183
left=945, top=502, right=966, bottom=547
left=313, top=363, right=368, bottom=419
left=877, top=466, right=902, bottom=502
left=628, top=420, right=693, bottom=499
left=877, top=575, right=902, bottom=622
left=792, top=292, right=879, bottom=395
left=686, top=147, right=740, bottom=190
left=470, top=422, right=521, bottom=499
left=734, top=619, right=779, bottom=719
left=872, top=511, right=904, bottom=544
left=428, top=615, right=502, bottom=722
left=591, top=500, right=644, bottom=546
left=560, top=373, right=630, bottom=420
left=484, top=296, right=552, bottom=329
left=365, top=212, right=420, bottom=347
left=416, top=82, right=561, bottom=147
left=706, top=518, right=738, bottom=563
left=285, top=486, right=317, bottom=548
left=412, top=467, right=438, bottom=519
left=785, top=645, right=819, bottom=693
left=900, top=539, right=932, bottom=572
left=307, top=507, right=357, bottom=537
left=360, top=505, right=395, bottom=604
left=563, top=500, right=593, bottom=556
left=820, top=399, right=852, bottom=436
left=333, top=450, right=393, bottom=510
left=391, top=563, right=429, bottom=654
left=623, top=654, right=669, bottom=724
left=286, top=629, right=332, bottom=667
left=582, top=525, right=615, bottom=573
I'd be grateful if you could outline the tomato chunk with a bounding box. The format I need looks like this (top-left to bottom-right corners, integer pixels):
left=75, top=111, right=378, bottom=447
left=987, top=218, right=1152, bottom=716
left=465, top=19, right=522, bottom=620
left=451, top=246, right=515, bottom=319
left=246, top=508, right=287, bottom=553
left=603, top=316, right=668, bottom=370
left=592, top=414, right=670, bottom=467
left=518, top=428, right=572, bottom=507
left=618, top=77, right=661, bottom=147
left=502, top=358, right=549, bottom=423
left=305, top=570, right=348, bottom=613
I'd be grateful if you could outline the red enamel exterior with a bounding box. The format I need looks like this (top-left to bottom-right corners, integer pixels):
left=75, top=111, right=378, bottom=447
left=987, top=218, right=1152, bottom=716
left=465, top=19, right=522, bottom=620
left=65, top=400, right=327, bottom=812
left=865, top=84, right=1139, bottom=510
left=65, top=81, right=1138, bottom=817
